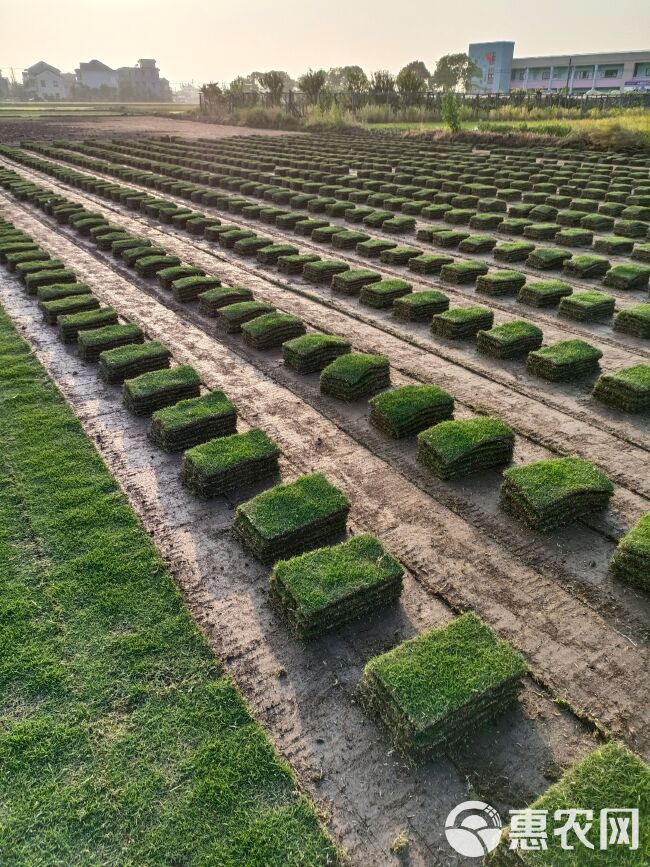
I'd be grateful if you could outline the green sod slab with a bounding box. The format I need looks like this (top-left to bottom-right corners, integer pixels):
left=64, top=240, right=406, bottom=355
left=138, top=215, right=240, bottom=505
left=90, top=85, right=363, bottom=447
left=171, top=275, right=222, bottom=303
left=362, top=210, right=393, bottom=228
left=111, top=237, right=150, bottom=256
left=379, top=246, right=423, bottom=266
left=294, top=219, right=329, bottom=236
left=215, top=301, right=276, bottom=334
left=494, top=241, right=536, bottom=262
left=233, top=236, right=273, bottom=255
left=270, top=534, right=404, bottom=639
left=631, top=243, right=650, bottom=264
left=218, top=229, right=257, bottom=250
left=407, top=253, right=454, bottom=274
left=554, top=228, right=594, bottom=247
left=497, top=218, right=534, bottom=236
left=311, top=226, right=346, bottom=244
left=39, top=293, right=99, bottom=325
left=360, top=278, right=412, bottom=309
left=123, top=365, right=202, bottom=416
left=430, top=229, right=471, bottom=248
left=57, top=307, right=119, bottom=343
left=303, top=259, right=349, bottom=283
left=360, top=612, right=527, bottom=759
left=525, top=247, right=572, bottom=270
left=440, top=260, right=489, bottom=284
left=283, top=333, right=351, bottom=375
left=122, top=245, right=165, bottom=266
left=432, top=306, right=494, bottom=339
left=204, top=223, right=239, bottom=241
left=19, top=259, right=66, bottom=283
left=556, top=209, right=588, bottom=227
left=5, top=249, right=50, bottom=271
left=355, top=239, right=397, bottom=259
left=580, top=212, right=615, bottom=232
left=603, top=263, right=650, bottom=291
left=234, top=473, right=350, bottom=563
left=36, top=282, right=90, bottom=303
left=614, top=219, right=648, bottom=238
left=278, top=253, right=321, bottom=274
left=241, top=312, right=306, bottom=350
left=417, top=416, right=514, bottom=479
left=149, top=389, right=237, bottom=452
left=331, top=230, right=370, bottom=249
left=158, top=265, right=205, bottom=291
left=559, top=291, right=615, bottom=322
left=469, top=213, right=503, bottom=231
left=517, top=280, right=573, bottom=308
left=523, top=223, right=561, bottom=242
left=527, top=339, right=602, bottom=382
left=477, top=321, right=544, bottom=359
left=369, top=385, right=454, bottom=438
left=198, top=286, right=254, bottom=316
left=610, top=512, right=650, bottom=591
left=614, top=304, right=650, bottom=338
left=331, top=269, right=382, bottom=296
left=382, top=215, right=416, bottom=234
left=320, top=352, right=390, bottom=401
left=99, top=341, right=172, bottom=384
left=563, top=255, right=611, bottom=279
left=593, top=364, right=650, bottom=414
left=501, top=457, right=613, bottom=531
left=181, top=427, right=280, bottom=497
left=78, top=323, right=145, bottom=362
left=443, top=208, right=475, bottom=225
left=134, top=255, right=182, bottom=278
left=393, top=290, right=450, bottom=321
left=476, top=270, right=526, bottom=297
left=458, top=234, right=498, bottom=254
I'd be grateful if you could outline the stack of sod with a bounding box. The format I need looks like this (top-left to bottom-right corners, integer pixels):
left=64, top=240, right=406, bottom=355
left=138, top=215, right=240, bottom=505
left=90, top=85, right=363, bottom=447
left=241, top=312, right=306, bottom=349
left=603, top=263, right=650, bottom=291
left=99, top=341, right=172, bottom=384
left=594, top=235, right=635, bottom=255
left=171, top=275, right=221, bottom=303
left=407, top=253, right=454, bottom=274
left=554, top=228, right=594, bottom=247
left=39, top=293, right=99, bottom=325
left=36, top=282, right=90, bottom=303
left=303, top=259, right=349, bottom=284
left=158, top=265, right=205, bottom=291
left=234, top=473, right=351, bottom=563
left=181, top=427, right=280, bottom=496
left=278, top=253, right=321, bottom=275
left=476, top=270, right=526, bottom=297
left=360, top=278, right=412, bottom=309
left=379, top=246, right=422, bottom=266
left=6, top=249, right=50, bottom=271
left=500, top=457, right=613, bottom=531
left=524, top=223, right=561, bottom=242
left=331, top=269, right=381, bottom=296
left=123, top=365, right=201, bottom=415
left=417, top=417, right=514, bottom=479
left=369, top=384, right=454, bottom=438
left=149, top=389, right=237, bottom=451
left=198, top=286, right=253, bottom=316
left=458, top=235, right=497, bottom=254
left=122, top=245, right=165, bottom=267
left=214, top=301, right=275, bottom=334
left=257, top=244, right=299, bottom=265
left=487, top=742, right=650, bottom=865
left=393, top=290, right=450, bottom=321
left=18, top=259, right=65, bottom=284
left=270, top=534, right=404, bottom=639
left=632, top=243, right=650, bottom=263
left=431, top=306, right=494, bottom=340
left=527, top=339, right=602, bottom=382
left=558, top=290, right=615, bottom=322
left=614, top=304, right=650, bottom=338
left=320, top=352, right=390, bottom=401
left=477, top=321, right=544, bottom=359
left=112, top=237, right=149, bottom=257
left=517, top=279, right=573, bottom=308
left=430, top=229, right=470, bottom=248
left=563, top=255, right=610, bottom=279
left=57, top=307, right=119, bottom=343
left=233, top=236, right=273, bottom=256
left=134, top=255, right=181, bottom=278
left=331, top=230, right=370, bottom=250
left=25, top=268, right=76, bottom=294
left=609, top=513, right=650, bottom=590
left=525, top=247, right=572, bottom=270
left=440, top=260, right=489, bottom=284
left=593, top=365, right=650, bottom=413
left=78, top=323, right=144, bottom=362
left=220, top=229, right=256, bottom=250
left=360, top=612, right=527, bottom=759
left=493, top=241, right=536, bottom=262
left=282, top=333, right=351, bottom=374
left=356, top=239, right=397, bottom=259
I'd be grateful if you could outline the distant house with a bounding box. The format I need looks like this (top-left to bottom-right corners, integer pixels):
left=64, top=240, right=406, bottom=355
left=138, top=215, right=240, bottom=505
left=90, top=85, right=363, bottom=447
left=75, top=59, right=118, bottom=91
left=23, top=61, right=69, bottom=99
left=117, top=59, right=171, bottom=100
left=0, top=71, right=9, bottom=98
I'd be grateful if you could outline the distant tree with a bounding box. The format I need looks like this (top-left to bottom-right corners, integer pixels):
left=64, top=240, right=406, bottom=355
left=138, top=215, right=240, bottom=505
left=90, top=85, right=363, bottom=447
left=345, top=66, right=369, bottom=93
left=298, top=68, right=327, bottom=103
left=396, top=67, right=427, bottom=100
left=255, top=70, right=289, bottom=105
left=200, top=81, right=223, bottom=112
left=369, top=69, right=395, bottom=97
left=399, top=60, right=431, bottom=85
left=432, top=53, right=480, bottom=92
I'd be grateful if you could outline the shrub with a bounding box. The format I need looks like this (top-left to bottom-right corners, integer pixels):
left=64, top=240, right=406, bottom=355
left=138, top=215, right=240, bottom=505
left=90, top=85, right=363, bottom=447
left=99, top=341, right=172, bottom=384
left=320, top=352, right=390, bottom=401
left=432, top=306, right=493, bottom=339
left=77, top=323, right=144, bottom=362
left=417, top=416, right=514, bottom=479
left=234, top=473, right=350, bottom=563
left=282, top=333, right=351, bottom=374
left=501, top=457, right=613, bottom=531
left=477, top=321, right=543, bottom=359
left=123, top=365, right=201, bottom=415
left=241, top=312, right=306, bottom=350
left=559, top=291, right=615, bottom=322
left=593, top=364, right=650, bottom=414
left=369, top=384, right=454, bottom=438
left=181, top=427, right=280, bottom=496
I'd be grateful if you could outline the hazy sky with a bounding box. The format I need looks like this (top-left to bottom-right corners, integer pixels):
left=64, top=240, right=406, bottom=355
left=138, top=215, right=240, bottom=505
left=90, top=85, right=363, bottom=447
left=3, top=0, right=649, bottom=88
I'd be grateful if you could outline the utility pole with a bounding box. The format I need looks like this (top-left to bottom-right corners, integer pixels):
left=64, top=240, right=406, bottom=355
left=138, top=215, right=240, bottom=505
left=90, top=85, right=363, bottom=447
left=565, top=58, right=572, bottom=103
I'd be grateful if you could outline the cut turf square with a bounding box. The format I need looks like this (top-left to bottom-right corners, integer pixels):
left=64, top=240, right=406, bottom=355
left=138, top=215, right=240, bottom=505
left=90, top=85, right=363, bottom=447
left=149, top=389, right=237, bottom=451
left=257, top=243, right=300, bottom=265
left=593, top=364, right=650, bottom=413
left=331, top=269, right=381, bottom=296
left=303, top=259, right=349, bottom=284
left=458, top=234, right=497, bottom=254
left=501, top=457, right=613, bottom=531
left=432, top=306, right=494, bottom=339
left=407, top=253, right=454, bottom=274
left=270, top=534, right=404, bottom=638
left=355, top=238, right=398, bottom=259
left=36, top=282, right=91, bottom=303
left=234, top=473, right=350, bottom=563
left=563, top=255, right=611, bottom=279
left=525, top=247, right=572, bottom=270
left=517, top=280, right=573, bottom=308
left=417, top=417, right=514, bottom=479
left=158, top=265, right=205, bottom=291
left=554, top=228, right=594, bottom=247
left=215, top=301, right=276, bottom=334
left=77, top=323, right=144, bottom=362
left=171, top=275, right=222, bottom=303
left=527, top=339, right=602, bottom=382
left=494, top=241, right=536, bottom=263
left=476, top=270, right=526, bottom=297
left=523, top=223, right=561, bottom=241
left=331, top=230, right=370, bottom=249
left=57, top=307, right=119, bottom=343
left=559, top=291, right=615, bottom=322
left=197, top=286, right=253, bottom=316
left=603, top=263, right=650, bottom=291
left=610, top=512, right=650, bottom=591
left=440, top=260, right=489, bottom=284
left=134, top=255, right=181, bottom=277
left=320, top=352, right=390, bottom=401
left=379, top=246, right=423, bottom=266
left=477, top=321, right=543, bottom=359
left=430, top=229, right=470, bottom=248
left=123, top=365, right=201, bottom=415
left=360, top=612, right=527, bottom=758
left=282, top=333, right=351, bottom=375
left=241, top=312, right=306, bottom=349
left=277, top=253, right=321, bottom=274
left=181, top=427, right=280, bottom=496
left=393, top=290, right=450, bottom=321
left=360, top=278, right=412, bottom=309
left=369, top=384, right=454, bottom=438
left=25, top=268, right=76, bottom=294
left=614, top=304, right=650, bottom=338
left=98, top=341, right=172, bottom=384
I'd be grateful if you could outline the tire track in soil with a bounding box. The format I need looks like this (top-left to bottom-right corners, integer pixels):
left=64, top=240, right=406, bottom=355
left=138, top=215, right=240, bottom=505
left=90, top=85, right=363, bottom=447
left=2, top=198, right=649, bottom=771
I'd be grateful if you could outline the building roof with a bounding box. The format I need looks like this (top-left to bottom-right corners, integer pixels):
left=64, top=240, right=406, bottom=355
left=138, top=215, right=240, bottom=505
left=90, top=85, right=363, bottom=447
left=77, top=59, right=115, bottom=72
left=513, top=49, right=650, bottom=65
left=24, top=61, right=61, bottom=76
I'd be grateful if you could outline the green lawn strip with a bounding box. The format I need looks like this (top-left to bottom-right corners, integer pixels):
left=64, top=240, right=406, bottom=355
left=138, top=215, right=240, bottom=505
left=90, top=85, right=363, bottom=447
left=360, top=612, right=527, bottom=759
left=282, top=333, right=351, bottom=374
left=610, top=512, right=650, bottom=591
left=593, top=364, right=650, bottom=414
left=501, top=457, right=613, bottom=531
left=123, top=365, right=201, bottom=415
left=57, top=307, right=119, bottom=344
left=487, top=741, right=650, bottom=865
left=369, top=385, right=454, bottom=438
left=417, top=417, right=514, bottom=479
left=527, top=339, right=602, bottom=382
left=270, top=534, right=404, bottom=638
left=149, top=390, right=237, bottom=451
left=181, top=428, right=280, bottom=496
left=320, top=352, right=390, bottom=401
left=0, top=305, right=339, bottom=866
left=477, top=321, right=544, bottom=359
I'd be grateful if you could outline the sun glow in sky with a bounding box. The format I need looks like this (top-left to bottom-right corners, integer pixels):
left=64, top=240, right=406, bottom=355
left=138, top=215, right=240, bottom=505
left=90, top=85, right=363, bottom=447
left=3, top=0, right=649, bottom=88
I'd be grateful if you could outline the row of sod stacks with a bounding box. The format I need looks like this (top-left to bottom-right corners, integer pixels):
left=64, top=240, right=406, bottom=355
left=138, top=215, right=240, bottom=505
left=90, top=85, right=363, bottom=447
left=234, top=473, right=350, bottom=563
left=477, top=321, right=544, bottom=359
left=609, top=512, right=650, bottom=591
left=500, top=457, right=614, bottom=531
left=527, top=340, right=602, bottom=382
left=320, top=353, right=390, bottom=401
left=417, top=417, right=515, bottom=479
left=123, top=365, right=201, bottom=415
left=241, top=312, right=305, bottom=349
left=215, top=301, right=275, bottom=334
left=282, top=333, right=351, bottom=374
left=198, top=286, right=253, bottom=316
left=593, top=364, right=650, bottom=413
left=558, top=291, right=615, bottom=322
left=517, top=280, right=572, bottom=308
left=432, top=306, right=494, bottom=339
left=369, top=385, right=454, bottom=438
left=181, top=428, right=280, bottom=496
left=270, top=534, right=404, bottom=639
left=99, top=341, right=171, bottom=384
left=58, top=307, right=118, bottom=343
left=149, top=390, right=238, bottom=451
left=476, top=271, right=526, bottom=297
left=393, top=290, right=449, bottom=321
left=614, top=304, right=650, bottom=338
left=360, top=613, right=528, bottom=759
left=360, top=279, right=412, bottom=309
left=331, top=269, right=381, bottom=296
